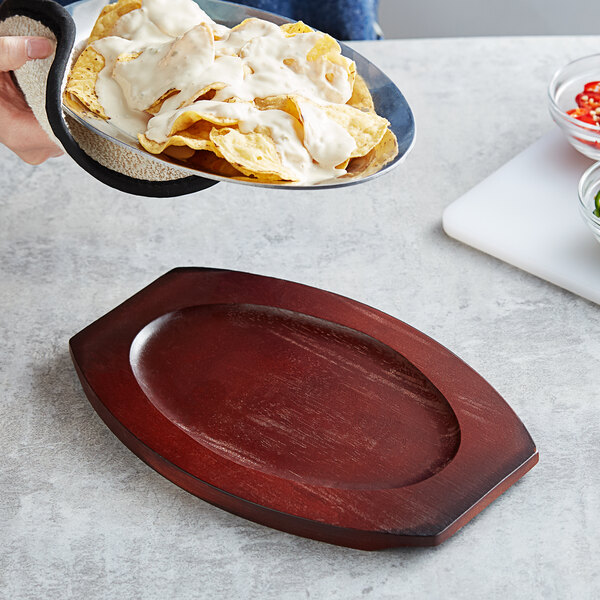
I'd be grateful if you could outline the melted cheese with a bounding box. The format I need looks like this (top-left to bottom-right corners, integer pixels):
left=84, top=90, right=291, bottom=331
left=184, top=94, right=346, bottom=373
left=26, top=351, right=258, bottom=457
left=89, top=0, right=357, bottom=183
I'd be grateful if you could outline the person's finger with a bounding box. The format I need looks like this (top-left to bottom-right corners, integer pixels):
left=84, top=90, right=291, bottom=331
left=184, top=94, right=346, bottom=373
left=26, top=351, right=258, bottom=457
left=18, top=145, right=63, bottom=165
left=0, top=36, right=54, bottom=72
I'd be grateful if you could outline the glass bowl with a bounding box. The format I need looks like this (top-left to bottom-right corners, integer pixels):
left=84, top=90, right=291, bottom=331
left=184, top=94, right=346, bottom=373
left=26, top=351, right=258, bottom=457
left=578, top=162, right=600, bottom=243
left=548, top=53, right=600, bottom=160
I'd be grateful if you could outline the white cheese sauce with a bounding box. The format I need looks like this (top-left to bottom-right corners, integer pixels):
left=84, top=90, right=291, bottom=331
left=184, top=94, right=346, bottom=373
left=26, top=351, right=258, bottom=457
left=89, top=0, right=358, bottom=182
left=295, top=99, right=356, bottom=168
left=146, top=100, right=347, bottom=184
left=93, top=36, right=150, bottom=134
left=113, top=23, right=215, bottom=112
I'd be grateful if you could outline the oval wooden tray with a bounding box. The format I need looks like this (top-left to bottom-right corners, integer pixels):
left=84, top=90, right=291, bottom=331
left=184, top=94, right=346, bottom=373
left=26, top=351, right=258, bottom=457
left=70, top=268, right=538, bottom=549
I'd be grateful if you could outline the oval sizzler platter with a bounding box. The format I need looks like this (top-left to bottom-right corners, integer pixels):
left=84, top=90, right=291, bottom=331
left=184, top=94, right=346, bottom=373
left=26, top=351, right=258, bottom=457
left=70, top=268, right=538, bottom=549
left=63, top=0, right=416, bottom=190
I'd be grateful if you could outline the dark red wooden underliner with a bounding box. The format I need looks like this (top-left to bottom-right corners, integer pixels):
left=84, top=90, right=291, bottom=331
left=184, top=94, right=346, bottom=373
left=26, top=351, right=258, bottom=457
left=70, top=268, right=538, bottom=549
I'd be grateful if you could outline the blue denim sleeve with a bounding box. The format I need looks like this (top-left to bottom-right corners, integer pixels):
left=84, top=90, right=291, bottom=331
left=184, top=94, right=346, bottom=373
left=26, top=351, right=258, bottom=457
left=232, top=0, right=380, bottom=40
left=51, top=0, right=381, bottom=40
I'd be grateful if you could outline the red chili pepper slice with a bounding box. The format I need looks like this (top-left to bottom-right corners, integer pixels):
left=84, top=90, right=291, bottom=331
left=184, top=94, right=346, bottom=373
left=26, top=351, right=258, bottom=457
left=567, top=107, right=596, bottom=124
left=566, top=81, right=600, bottom=140
left=584, top=81, right=600, bottom=94
left=576, top=91, right=600, bottom=109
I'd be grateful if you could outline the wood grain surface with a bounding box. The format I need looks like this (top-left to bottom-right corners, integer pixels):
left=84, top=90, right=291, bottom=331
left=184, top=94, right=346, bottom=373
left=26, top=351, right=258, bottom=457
left=70, top=268, right=538, bottom=549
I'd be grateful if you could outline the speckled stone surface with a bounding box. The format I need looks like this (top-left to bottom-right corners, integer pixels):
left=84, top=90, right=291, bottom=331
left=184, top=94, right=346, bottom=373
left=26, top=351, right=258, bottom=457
left=1, top=37, right=600, bottom=599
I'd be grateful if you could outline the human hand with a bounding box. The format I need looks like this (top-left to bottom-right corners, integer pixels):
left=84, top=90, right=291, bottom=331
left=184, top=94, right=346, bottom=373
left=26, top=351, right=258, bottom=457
left=0, top=36, right=64, bottom=164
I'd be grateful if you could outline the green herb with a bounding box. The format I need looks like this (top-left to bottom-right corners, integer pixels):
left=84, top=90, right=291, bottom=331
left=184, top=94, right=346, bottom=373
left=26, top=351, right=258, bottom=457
left=595, top=190, right=600, bottom=218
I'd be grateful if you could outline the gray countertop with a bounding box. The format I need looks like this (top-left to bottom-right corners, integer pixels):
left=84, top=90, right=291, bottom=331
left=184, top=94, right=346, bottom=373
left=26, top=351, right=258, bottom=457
left=1, top=36, right=599, bottom=599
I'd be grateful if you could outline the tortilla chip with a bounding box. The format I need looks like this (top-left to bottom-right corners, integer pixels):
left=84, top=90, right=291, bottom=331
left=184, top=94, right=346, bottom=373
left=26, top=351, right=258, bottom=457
left=257, top=95, right=388, bottom=159
left=345, top=129, right=399, bottom=178
left=306, top=33, right=351, bottom=71
left=187, top=150, right=244, bottom=177
left=280, top=21, right=313, bottom=36
left=162, top=145, right=196, bottom=160
left=139, top=119, right=217, bottom=154
left=307, top=34, right=338, bottom=62
left=347, top=73, right=375, bottom=113
left=306, top=33, right=356, bottom=92
left=178, top=83, right=227, bottom=109
left=64, top=0, right=142, bottom=118
left=346, top=60, right=357, bottom=93
left=168, top=107, right=240, bottom=136
left=193, top=87, right=220, bottom=102
left=209, top=127, right=297, bottom=181
left=145, top=89, right=181, bottom=114
left=127, top=81, right=225, bottom=117
left=88, top=0, right=142, bottom=44
left=254, top=95, right=301, bottom=121
left=230, top=18, right=262, bottom=33
left=64, top=46, right=108, bottom=119
left=313, top=101, right=389, bottom=158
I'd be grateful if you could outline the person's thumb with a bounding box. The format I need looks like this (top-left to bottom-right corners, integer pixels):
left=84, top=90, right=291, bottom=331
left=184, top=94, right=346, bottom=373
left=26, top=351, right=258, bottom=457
left=0, top=36, right=54, bottom=72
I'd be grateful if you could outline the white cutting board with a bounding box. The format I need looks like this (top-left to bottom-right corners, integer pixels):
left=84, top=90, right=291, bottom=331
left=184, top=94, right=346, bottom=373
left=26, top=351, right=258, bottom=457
left=442, top=129, right=600, bottom=305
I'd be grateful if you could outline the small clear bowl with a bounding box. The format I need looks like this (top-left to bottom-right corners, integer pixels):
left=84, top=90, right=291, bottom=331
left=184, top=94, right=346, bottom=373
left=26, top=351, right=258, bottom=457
left=578, top=162, right=600, bottom=243
left=548, top=53, right=600, bottom=160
